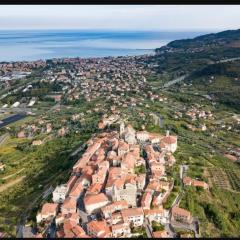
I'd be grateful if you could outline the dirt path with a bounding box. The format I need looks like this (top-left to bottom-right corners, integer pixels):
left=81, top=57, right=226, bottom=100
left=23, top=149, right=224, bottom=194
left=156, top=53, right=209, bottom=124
left=2, top=168, right=25, bottom=180
left=0, top=176, right=26, bottom=192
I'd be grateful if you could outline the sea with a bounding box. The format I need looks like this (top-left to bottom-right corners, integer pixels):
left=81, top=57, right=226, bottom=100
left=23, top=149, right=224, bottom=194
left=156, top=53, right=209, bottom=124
left=0, top=30, right=208, bottom=62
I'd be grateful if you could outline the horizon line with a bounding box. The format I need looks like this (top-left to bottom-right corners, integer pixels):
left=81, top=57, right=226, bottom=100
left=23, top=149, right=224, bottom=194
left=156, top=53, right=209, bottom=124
left=0, top=28, right=233, bottom=32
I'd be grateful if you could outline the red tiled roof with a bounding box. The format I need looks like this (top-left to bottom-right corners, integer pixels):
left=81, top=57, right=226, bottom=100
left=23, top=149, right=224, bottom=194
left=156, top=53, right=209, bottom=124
left=62, top=197, right=77, bottom=210
left=87, top=220, right=111, bottom=237
left=161, top=136, right=177, bottom=144
left=87, top=183, right=103, bottom=194
left=41, top=203, right=58, bottom=215
left=153, top=230, right=169, bottom=238
left=84, top=193, right=109, bottom=206
left=121, top=207, right=143, bottom=218
left=172, top=206, right=191, bottom=218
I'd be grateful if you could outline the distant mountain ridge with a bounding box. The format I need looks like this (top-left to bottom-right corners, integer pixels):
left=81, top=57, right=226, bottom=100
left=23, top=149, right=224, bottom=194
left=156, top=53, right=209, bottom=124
left=156, top=29, right=240, bottom=52
left=149, top=29, right=240, bottom=111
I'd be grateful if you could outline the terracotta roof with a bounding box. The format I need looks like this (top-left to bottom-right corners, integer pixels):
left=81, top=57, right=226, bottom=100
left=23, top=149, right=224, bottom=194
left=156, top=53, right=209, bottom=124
left=118, top=140, right=129, bottom=151
left=102, top=200, right=128, bottom=213
left=41, top=203, right=58, bottom=215
left=87, top=183, right=103, bottom=194
left=62, top=197, right=77, bottom=210
left=108, top=167, right=122, bottom=177
left=87, top=220, right=111, bottom=237
left=160, top=142, right=167, bottom=148
left=122, top=152, right=136, bottom=169
left=63, top=219, right=75, bottom=233
left=153, top=230, right=169, bottom=238
left=144, top=207, right=164, bottom=216
left=224, top=154, right=237, bottom=162
left=141, top=192, right=152, bottom=208
left=113, top=177, right=126, bottom=189
left=161, top=136, right=177, bottom=144
left=183, top=176, right=192, bottom=185
left=121, top=207, right=144, bottom=218
left=68, top=180, right=84, bottom=198
left=71, top=225, right=86, bottom=237
left=67, top=212, right=80, bottom=224
left=84, top=193, right=109, bottom=206
left=66, top=175, right=78, bottom=191
left=172, top=206, right=191, bottom=218
left=193, top=180, right=208, bottom=188
left=79, top=172, right=92, bottom=183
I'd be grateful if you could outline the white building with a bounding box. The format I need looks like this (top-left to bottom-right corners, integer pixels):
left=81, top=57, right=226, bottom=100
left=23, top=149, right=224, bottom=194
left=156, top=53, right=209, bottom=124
left=52, top=184, right=68, bottom=203
left=122, top=125, right=136, bottom=145
left=121, top=208, right=144, bottom=227
left=136, top=131, right=149, bottom=142
left=113, top=182, right=137, bottom=207
left=161, top=131, right=177, bottom=153
left=112, top=223, right=131, bottom=238
left=144, top=208, right=168, bottom=224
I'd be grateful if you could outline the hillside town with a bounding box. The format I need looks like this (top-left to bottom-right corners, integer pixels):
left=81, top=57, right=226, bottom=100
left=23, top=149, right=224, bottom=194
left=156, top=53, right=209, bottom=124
left=32, top=120, right=208, bottom=238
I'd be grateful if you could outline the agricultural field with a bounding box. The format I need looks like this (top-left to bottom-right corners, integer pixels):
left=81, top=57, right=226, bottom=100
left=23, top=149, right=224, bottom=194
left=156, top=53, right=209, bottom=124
left=207, top=167, right=232, bottom=190
left=0, top=101, right=102, bottom=236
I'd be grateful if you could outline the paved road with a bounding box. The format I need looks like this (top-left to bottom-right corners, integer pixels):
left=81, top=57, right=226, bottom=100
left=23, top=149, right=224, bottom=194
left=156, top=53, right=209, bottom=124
left=162, top=57, right=240, bottom=89
left=171, top=218, right=200, bottom=237
left=163, top=75, right=188, bottom=88
left=143, top=218, right=153, bottom=238
left=0, top=114, right=27, bottom=128
left=164, top=221, right=176, bottom=238
left=217, top=57, right=240, bottom=63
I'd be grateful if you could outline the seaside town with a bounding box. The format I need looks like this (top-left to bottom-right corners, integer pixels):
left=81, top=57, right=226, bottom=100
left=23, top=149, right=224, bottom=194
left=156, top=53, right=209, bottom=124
left=0, top=39, right=240, bottom=238
left=0, top=53, right=240, bottom=239
left=1, top=4, right=240, bottom=237
left=32, top=119, right=209, bottom=238
left=0, top=55, right=164, bottom=110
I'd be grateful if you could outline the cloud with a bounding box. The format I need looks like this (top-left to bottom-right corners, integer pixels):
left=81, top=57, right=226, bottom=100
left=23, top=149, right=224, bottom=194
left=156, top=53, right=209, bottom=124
left=0, top=5, right=239, bottom=31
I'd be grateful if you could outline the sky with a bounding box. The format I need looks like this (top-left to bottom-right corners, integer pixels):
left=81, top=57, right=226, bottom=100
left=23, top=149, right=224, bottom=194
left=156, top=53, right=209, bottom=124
left=0, top=5, right=240, bottom=31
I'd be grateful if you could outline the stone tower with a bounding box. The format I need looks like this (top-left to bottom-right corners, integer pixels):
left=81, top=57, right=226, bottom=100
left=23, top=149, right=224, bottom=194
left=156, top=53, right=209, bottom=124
left=120, top=121, right=125, bottom=137
left=166, top=130, right=170, bottom=136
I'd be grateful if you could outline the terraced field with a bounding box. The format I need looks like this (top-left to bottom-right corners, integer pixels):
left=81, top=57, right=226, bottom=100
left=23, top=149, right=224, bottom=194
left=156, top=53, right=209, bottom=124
left=225, top=169, right=240, bottom=192
left=207, top=167, right=240, bottom=191
left=207, top=167, right=231, bottom=189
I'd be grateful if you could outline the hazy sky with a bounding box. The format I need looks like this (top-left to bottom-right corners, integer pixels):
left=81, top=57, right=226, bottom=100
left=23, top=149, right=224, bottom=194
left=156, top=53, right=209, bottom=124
left=0, top=5, right=240, bottom=31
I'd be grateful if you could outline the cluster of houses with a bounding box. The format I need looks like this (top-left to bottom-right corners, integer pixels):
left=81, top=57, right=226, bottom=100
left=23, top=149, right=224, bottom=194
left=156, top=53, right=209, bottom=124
left=0, top=60, right=46, bottom=75
left=34, top=122, right=194, bottom=238
left=185, top=106, right=213, bottom=121
left=29, top=55, right=166, bottom=112
left=1, top=55, right=164, bottom=126
left=17, top=121, right=53, bottom=140
left=183, top=176, right=209, bottom=190
left=14, top=115, right=74, bottom=149
left=0, top=60, right=46, bottom=92
left=33, top=121, right=207, bottom=238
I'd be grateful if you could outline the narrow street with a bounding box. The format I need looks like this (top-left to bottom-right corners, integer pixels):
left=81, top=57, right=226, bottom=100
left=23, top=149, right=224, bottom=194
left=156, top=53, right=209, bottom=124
left=168, top=164, right=201, bottom=237
left=143, top=218, right=153, bottom=238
